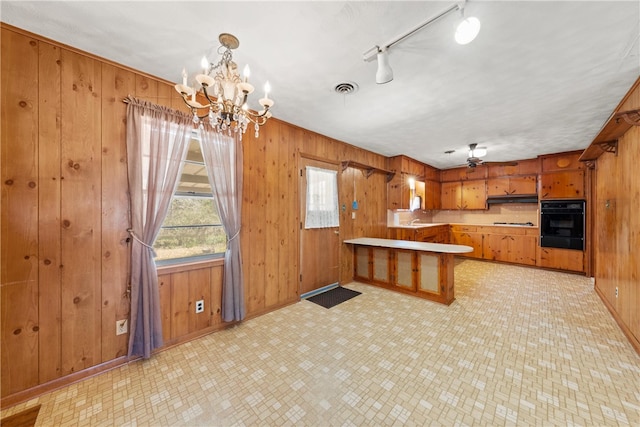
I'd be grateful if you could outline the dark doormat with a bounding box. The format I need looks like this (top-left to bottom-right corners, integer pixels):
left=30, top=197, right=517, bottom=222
left=0, top=404, right=41, bottom=427
left=307, top=287, right=361, bottom=309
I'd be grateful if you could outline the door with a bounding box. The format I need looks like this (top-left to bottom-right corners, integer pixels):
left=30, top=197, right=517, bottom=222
left=299, top=157, right=340, bottom=296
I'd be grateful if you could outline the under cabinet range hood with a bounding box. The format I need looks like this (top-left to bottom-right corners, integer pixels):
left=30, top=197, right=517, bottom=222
left=486, top=195, right=539, bottom=204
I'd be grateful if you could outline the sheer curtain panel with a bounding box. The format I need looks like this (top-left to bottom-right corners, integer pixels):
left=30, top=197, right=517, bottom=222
left=199, top=129, right=245, bottom=321
left=305, top=166, right=339, bottom=229
left=125, top=96, right=192, bottom=358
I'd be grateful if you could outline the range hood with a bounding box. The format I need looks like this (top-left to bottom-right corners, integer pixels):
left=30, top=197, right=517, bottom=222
left=486, top=195, right=539, bottom=204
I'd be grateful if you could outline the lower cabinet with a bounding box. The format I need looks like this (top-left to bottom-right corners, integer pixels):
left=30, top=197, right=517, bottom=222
left=450, top=225, right=538, bottom=266
left=353, top=245, right=454, bottom=304
left=450, top=226, right=483, bottom=258
left=483, top=233, right=538, bottom=266
left=538, top=247, right=584, bottom=272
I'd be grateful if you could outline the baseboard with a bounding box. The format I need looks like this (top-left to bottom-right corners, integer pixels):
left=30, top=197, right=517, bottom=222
left=1, top=356, right=132, bottom=409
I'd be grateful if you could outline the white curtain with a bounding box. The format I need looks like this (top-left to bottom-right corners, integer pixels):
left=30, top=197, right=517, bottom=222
left=125, top=96, right=192, bottom=358
left=199, top=128, right=245, bottom=321
left=305, top=166, right=339, bottom=229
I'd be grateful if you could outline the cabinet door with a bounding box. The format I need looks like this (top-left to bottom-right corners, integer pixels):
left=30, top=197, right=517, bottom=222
left=441, top=181, right=461, bottom=210
left=424, top=180, right=441, bottom=210
left=540, top=171, right=584, bottom=199
left=354, top=246, right=371, bottom=280
left=393, top=250, right=416, bottom=290
left=509, top=175, right=537, bottom=195
left=417, top=253, right=439, bottom=294
left=372, top=248, right=390, bottom=283
left=510, top=235, right=537, bottom=266
left=461, top=180, right=487, bottom=210
left=487, top=178, right=510, bottom=196
left=538, top=247, right=584, bottom=272
left=451, top=232, right=483, bottom=258
left=483, top=234, right=508, bottom=262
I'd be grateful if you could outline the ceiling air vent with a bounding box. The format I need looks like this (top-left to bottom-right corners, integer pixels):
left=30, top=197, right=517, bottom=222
left=334, top=82, right=359, bottom=95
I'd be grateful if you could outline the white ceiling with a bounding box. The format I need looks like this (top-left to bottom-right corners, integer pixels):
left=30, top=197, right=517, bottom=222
left=2, top=1, right=639, bottom=169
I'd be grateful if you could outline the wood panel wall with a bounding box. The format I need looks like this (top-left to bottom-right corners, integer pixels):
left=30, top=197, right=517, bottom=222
left=592, top=80, right=640, bottom=352
left=1, top=24, right=388, bottom=402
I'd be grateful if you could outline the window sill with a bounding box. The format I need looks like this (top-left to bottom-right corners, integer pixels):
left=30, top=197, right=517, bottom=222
left=156, top=256, right=224, bottom=275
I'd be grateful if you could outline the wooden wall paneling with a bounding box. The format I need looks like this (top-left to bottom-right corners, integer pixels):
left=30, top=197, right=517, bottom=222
left=37, top=41, right=63, bottom=383
left=100, top=63, right=135, bottom=362
left=59, top=49, right=103, bottom=374
left=134, top=74, right=157, bottom=103
left=157, top=273, right=172, bottom=344
left=209, top=265, right=224, bottom=325
left=156, top=82, right=174, bottom=109
left=0, top=29, right=40, bottom=396
left=594, top=154, right=617, bottom=305
left=618, top=130, right=637, bottom=335
left=276, top=122, right=296, bottom=304
left=264, top=121, right=281, bottom=307
left=245, top=131, right=267, bottom=313
left=628, top=127, right=640, bottom=342
left=170, top=271, right=190, bottom=339
left=188, top=268, right=211, bottom=332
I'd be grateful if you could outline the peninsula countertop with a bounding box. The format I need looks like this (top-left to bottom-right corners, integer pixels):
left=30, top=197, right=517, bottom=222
left=388, top=222, right=539, bottom=229
left=343, top=237, right=473, bottom=254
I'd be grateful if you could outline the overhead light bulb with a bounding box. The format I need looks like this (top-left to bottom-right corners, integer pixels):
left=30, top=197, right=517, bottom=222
left=455, top=16, right=481, bottom=45
left=469, top=147, right=487, bottom=157
left=375, top=49, right=393, bottom=84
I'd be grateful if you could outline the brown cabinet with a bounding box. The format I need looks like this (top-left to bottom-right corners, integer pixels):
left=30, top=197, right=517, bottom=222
left=450, top=226, right=484, bottom=258
left=388, top=225, right=449, bottom=243
left=539, top=151, right=585, bottom=200
left=424, top=180, right=442, bottom=210
left=538, top=247, right=584, bottom=272
left=441, top=180, right=487, bottom=210
left=539, top=170, right=585, bottom=199
left=387, top=156, right=432, bottom=210
left=450, top=225, right=538, bottom=266
left=487, top=175, right=537, bottom=196
left=483, top=229, right=537, bottom=266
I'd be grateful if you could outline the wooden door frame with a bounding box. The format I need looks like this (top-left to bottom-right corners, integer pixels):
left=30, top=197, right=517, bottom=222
left=298, top=152, right=342, bottom=298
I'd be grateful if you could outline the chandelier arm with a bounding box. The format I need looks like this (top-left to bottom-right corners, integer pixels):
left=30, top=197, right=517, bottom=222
left=200, top=86, right=219, bottom=108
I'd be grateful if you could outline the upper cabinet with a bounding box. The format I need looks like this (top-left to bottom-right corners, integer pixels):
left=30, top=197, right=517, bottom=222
left=441, top=179, right=486, bottom=210
left=387, top=155, right=440, bottom=210
left=539, top=152, right=585, bottom=199
left=487, top=175, right=537, bottom=196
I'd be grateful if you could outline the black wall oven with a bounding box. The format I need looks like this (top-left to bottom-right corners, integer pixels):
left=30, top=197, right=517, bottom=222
left=540, top=200, right=585, bottom=250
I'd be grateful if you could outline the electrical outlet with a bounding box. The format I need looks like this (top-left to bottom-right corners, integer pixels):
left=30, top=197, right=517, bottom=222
left=116, top=319, right=128, bottom=335
left=195, top=300, right=205, bottom=314
left=615, top=287, right=618, bottom=298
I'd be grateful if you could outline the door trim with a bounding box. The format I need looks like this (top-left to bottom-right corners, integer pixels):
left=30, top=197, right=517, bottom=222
left=298, top=151, right=342, bottom=297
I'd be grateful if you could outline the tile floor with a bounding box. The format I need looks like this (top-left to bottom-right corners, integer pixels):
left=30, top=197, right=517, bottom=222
left=2, top=260, right=640, bottom=426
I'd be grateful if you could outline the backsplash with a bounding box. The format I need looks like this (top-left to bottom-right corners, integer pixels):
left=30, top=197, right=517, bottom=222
left=389, top=204, right=539, bottom=226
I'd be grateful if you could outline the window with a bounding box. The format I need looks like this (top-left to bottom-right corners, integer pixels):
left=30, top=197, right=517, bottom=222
left=304, top=166, right=339, bottom=229
left=154, top=136, right=227, bottom=263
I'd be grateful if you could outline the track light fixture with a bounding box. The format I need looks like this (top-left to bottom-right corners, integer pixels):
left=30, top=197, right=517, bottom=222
left=363, top=1, right=481, bottom=84
left=375, top=48, right=393, bottom=84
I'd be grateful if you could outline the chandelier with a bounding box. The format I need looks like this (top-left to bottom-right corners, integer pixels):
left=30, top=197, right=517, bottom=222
left=174, top=33, right=274, bottom=139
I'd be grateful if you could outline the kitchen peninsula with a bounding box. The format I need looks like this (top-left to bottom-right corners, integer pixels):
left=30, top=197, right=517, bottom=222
left=344, top=237, right=472, bottom=305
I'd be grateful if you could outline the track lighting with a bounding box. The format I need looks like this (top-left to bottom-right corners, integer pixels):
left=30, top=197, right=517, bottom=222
left=375, top=49, right=393, bottom=84
left=363, top=1, right=480, bottom=84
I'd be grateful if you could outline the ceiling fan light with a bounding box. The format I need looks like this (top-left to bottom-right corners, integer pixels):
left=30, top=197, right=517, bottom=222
left=375, top=49, right=393, bottom=84
left=469, top=147, right=487, bottom=157
left=455, top=16, right=481, bottom=45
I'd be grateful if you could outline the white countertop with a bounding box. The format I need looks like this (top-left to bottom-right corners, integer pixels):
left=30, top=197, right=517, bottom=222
left=344, top=237, right=473, bottom=254
left=388, top=222, right=538, bottom=229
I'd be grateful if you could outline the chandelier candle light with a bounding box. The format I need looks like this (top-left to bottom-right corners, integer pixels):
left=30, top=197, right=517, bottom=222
left=174, top=33, right=274, bottom=139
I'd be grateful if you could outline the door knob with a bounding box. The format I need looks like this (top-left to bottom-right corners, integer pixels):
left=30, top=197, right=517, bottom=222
left=334, top=230, right=340, bottom=234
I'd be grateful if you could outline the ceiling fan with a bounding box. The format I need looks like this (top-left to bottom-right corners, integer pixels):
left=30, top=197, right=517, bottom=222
left=465, top=143, right=518, bottom=169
